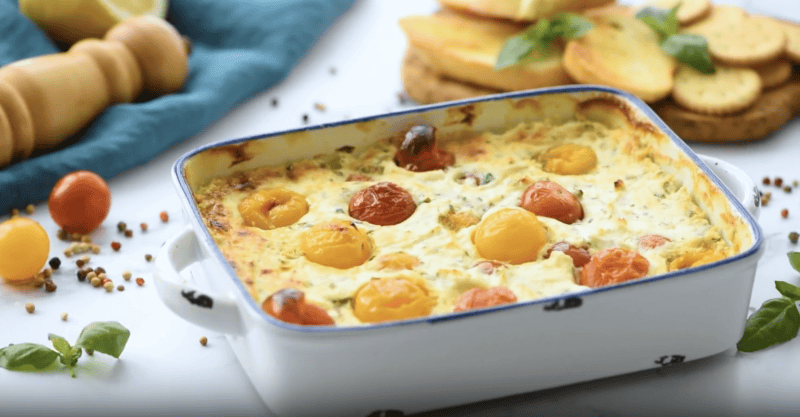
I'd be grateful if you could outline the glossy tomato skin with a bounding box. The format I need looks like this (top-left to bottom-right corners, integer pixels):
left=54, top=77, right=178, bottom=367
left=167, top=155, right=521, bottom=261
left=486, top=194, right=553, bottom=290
left=0, top=217, right=50, bottom=282
left=393, top=124, right=455, bottom=172
left=48, top=171, right=111, bottom=234
left=580, top=248, right=649, bottom=288
left=261, top=288, right=335, bottom=326
left=520, top=180, right=583, bottom=224
left=544, top=241, right=591, bottom=268
left=453, top=286, right=517, bottom=312
left=348, top=181, right=417, bottom=226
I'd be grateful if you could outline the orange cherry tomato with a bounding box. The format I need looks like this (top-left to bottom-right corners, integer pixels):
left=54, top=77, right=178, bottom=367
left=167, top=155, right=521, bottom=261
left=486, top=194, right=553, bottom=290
left=0, top=217, right=50, bottom=282
left=453, top=286, right=517, bottom=312
left=348, top=182, right=417, bottom=226
left=393, top=124, right=455, bottom=172
left=520, top=180, right=583, bottom=224
left=261, top=288, right=335, bottom=326
left=639, top=234, right=671, bottom=249
left=580, top=248, right=649, bottom=288
left=544, top=241, right=591, bottom=268
left=48, top=171, right=111, bottom=234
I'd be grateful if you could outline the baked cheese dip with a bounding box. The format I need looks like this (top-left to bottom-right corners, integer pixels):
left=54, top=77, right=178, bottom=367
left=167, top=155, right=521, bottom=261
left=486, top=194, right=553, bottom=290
left=193, top=115, right=752, bottom=327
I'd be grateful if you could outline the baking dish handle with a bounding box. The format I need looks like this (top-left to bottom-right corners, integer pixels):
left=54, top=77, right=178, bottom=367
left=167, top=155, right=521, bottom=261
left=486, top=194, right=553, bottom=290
left=154, top=226, right=246, bottom=335
left=697, top=154, right=760, bottom=220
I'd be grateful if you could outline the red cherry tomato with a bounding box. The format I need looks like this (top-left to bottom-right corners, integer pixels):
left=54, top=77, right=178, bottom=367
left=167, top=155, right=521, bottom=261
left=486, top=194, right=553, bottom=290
left=348, top=182, right=417, bottom=226
left=393, top=125, right=455, bottom=172
left=453, top=286, right=517, bottom=312
left=48, top=171, right=111, bottom=234
left=520, top=180, right=583, bottom=224
left=580, top=248, right=649, bottom=288
left=544, top=241, right=591, bottom=268
left=262, top=288, right=335, bottom=326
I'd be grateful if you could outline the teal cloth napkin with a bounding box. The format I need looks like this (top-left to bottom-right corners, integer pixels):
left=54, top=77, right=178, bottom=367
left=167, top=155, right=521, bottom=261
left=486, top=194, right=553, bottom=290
left=0, top=0, right=355, bottom=214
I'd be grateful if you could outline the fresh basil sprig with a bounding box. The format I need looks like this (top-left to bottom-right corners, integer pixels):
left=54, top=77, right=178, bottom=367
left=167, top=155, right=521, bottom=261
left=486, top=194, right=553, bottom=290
left=495, top=13, right=593, bottom=70
left=635, top=6, right=715, bottom=73
left=737, top=253, right=800, bottom=352
left=0, top=321, right=130, bottom=378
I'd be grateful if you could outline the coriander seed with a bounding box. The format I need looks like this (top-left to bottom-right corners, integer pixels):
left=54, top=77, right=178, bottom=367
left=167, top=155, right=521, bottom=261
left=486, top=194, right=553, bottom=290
left=60, top=312, right=68, bottom=321
left=199, top=336, right=208, bottom=346
left=103, top=282, right=114, bottom=292
left=25, top=204, right=35, bottom=214
left=90, top=277, right=102, bottom=287
left=25, top=303, right=35, bottom=314
left=122, top=271, right=132, bottom=281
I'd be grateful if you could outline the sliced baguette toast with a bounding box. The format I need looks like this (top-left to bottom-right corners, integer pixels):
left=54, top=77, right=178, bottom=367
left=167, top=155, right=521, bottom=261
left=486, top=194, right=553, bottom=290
left=399, top=11, right=572, bottom=92
left=562, top=14, right=677, bottom=102
left=437, top=0, right=616, bottom=21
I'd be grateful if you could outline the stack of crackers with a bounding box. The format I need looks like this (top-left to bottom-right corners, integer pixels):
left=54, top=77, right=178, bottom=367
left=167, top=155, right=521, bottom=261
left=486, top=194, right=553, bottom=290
left=399, top=0, right=800, bottom=142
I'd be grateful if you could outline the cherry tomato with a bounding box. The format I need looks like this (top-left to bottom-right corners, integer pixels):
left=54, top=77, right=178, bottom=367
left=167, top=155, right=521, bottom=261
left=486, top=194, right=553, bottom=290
left=639, top=234, right=671, bottom=249
left=353, top=277, right=432, bottom=323
left=48, top=170, right=111, bottom=234
left=453, top=286, right=517, bottom=312
left=261, top=288, right=335, bottom=326
left=393, top=124, right=455, bottom=172
left=0, top=217, right=50, bottom=282
left=544, top=241, right=591, bottom=268
left=580, top=248, right=649, bottom=288
left=348, top=182, right=417, bottom=226
left=520, top=181, right=584, bottom=224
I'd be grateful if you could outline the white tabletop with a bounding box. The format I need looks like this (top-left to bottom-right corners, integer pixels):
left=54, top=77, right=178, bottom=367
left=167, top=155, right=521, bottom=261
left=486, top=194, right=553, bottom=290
left=2, top=1, right=800, bottom=416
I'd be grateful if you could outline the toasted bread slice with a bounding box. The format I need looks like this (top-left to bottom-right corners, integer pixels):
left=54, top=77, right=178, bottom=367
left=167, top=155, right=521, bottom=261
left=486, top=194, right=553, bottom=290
left=398, top=11, right=572, bottom=92
left=562, top=14, right=676, bottom=102
left=402, top=46, right=500, bottom=105
left=436, top=0, right=616, bottom=21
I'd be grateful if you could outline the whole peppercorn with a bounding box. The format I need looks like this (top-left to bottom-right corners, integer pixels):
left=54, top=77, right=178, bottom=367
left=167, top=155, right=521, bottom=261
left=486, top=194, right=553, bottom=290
left=117, top=221, right=127, bottom=232
left=117, top=285, right=125, bottom=292
left=790, top=232, right=799, bottom=244
left=48, top=257, right=61, bottom=270
left=775, top=177, right=784, bottom=187
left=25, top=303, right=35, bottom=314
left=76, top=259, right=85, bottom=268
left=42, top=268, right=52, bottom=278
left=32, top=275, right=46, bottom=288
left=136, top=277, right=145, bottom=286
left=140, top=222, right=148, bottom=232
left=60, top=312, right=68, bottom=321
left=763, top=177, right=771, bottom=185
left=782, top=209, right=789, bottom=218
left=111, top=241, right=121, bottom=251
left=95, top=267, right=106, bottom=274
left=159, top=211, right=169, bottom=223
left=145, top=254, right=153, bottom=262
left=25, top=204, right=35, bottom=214
left=784, top=186, right=792, bottom=193
left=44, top=279, right=57, bottom=293
left=77, top=269, right=88, bottom=281
left=124, top=229, right=133, bottom=238
left=199, top=336, right=208, bottom=346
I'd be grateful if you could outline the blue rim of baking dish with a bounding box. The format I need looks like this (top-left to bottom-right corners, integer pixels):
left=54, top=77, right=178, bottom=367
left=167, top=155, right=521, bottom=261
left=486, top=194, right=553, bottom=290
left=173, top=84, right=765, bottom=333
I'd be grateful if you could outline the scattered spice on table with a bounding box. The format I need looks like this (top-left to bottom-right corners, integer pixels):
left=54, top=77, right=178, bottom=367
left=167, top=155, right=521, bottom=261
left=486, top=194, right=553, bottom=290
left=136, top=277, right=145, bottom=286
left=790, top=232, right=799, bottom=244
left=25, top=303, right=34, bottom=314
left=60, top=312, right=68, bottom=321
left=782, top=209, right=789, bottom=219
left=199, top=336, right=208, bottom=346
left=49, top=257, right=61, bottom=270
left=160, top=211, right=169, bottom=222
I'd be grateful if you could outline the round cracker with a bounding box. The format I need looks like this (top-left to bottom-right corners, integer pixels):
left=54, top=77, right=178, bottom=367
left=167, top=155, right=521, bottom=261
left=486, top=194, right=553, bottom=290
left=402, top=47, right=499, bottom=105
left=753, top=59, right=793, bottom=89
left=672, top=65, right=762, bottom=115
left=654, top=81, right=800, bottom=142
left=644, top=0, right=711, bottom=25
left=770, top=18, right=800, bottom=63
left=684, top=6, right=786, bottom=66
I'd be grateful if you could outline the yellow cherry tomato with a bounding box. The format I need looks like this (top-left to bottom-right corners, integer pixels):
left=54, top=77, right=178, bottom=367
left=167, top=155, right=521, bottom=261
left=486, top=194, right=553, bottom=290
left=542, top=144, right=597, bottom=175
left=353, top=277, right=433, bottom=323
left=299, top=220, right=372, bottom=269
left=0, top=217, right=50, bottom=282
left=472, top=208, right=547, bottom=264
left=238, top=188, right=308, bottom=230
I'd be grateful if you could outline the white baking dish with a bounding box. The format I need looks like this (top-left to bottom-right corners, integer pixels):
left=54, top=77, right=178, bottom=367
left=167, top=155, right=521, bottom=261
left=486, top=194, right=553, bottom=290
left=154, top=85, right=763, bottom=417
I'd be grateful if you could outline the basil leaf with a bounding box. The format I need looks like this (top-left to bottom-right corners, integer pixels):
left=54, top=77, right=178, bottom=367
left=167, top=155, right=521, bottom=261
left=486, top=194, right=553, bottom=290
left=776, top=281, right=800, bottom=302
left=661, top=33, right=715, bottom=73
left=737, top=298, right=800, bottom=352
left=496, top=34, right=541, bottom=69
left=48, top=334, right=72, bottom=357
left=495, top=14, right=593, bottom=69
left=75, top=322, right=130, bottom=359
left=635, top=6, right=677, bottom=41
left=550, top=13, right=594, bottom=39
left=0, top=343, right=60, bottom=371
left=788, top=252, right=800, bottom=273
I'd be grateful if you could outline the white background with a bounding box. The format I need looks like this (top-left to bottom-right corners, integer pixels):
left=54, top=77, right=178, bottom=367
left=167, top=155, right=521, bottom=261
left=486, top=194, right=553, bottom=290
left=2, top=0, right=800, bottom=416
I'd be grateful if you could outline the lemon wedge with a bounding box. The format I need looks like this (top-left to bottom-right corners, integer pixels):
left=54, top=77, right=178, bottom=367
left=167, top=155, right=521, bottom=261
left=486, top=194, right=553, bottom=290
left=19, top=0, right=168, bottom=45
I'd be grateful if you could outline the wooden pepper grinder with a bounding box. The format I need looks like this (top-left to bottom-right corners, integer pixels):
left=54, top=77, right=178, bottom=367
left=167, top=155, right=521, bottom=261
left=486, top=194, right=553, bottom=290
left=0, top=15, right=189, bottom=168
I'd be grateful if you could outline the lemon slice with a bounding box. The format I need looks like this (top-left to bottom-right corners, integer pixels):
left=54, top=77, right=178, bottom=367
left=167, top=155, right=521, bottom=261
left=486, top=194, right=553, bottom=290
left=19, top=0, right=168, bottom=45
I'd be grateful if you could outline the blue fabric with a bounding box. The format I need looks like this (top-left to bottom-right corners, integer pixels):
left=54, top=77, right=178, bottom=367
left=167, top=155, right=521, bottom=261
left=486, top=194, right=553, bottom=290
left=0, top=0, right=355, bottom=214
